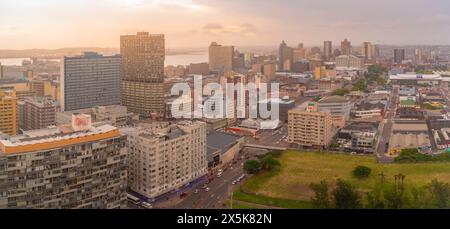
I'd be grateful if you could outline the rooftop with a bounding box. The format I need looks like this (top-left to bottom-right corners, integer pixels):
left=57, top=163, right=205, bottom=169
left=207, top=131, right=241, bottom=155
left=319, top=95, right=348, bottom=104
left=0, top=124, right=119, bottom=154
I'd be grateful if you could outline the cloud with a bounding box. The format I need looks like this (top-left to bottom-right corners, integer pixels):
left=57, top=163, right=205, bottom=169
left=113, top=0, right=207, bottom=11
left=203, top=23, right=256, bottom=36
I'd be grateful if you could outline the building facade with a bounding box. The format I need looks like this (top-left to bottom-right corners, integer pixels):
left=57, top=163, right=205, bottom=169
left=288, top=102, right=333, bottom=148
left=122, top=121, right=208, bottom=201
left=208, top=42, right=234, bottom=73
left=0, top=116, right=127, bottom=209
left=335, top=55, right=363, bottom=69
left=22, top=96, right=60, bottom=131
left=341, top=39, right=352, bottom=55
left=323, top=41, right=332, bottom=61
left=61, top=52, right=122, bottom=111
left=121, top=32, right=165, bottom=115
left=279, top=40, right=294, bottom=72
left=0, top=88, right=18, bottom=136
left=394, top=49, right=406, bottom=64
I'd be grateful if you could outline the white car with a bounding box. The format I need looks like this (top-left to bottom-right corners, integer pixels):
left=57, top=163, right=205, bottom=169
left=205, top=187, right=210, bottom=192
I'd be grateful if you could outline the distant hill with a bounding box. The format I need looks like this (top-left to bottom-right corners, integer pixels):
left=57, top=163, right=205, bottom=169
left=0, top=47, right=119, bottom=58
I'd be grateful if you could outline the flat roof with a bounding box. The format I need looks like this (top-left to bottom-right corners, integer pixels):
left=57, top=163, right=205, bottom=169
left=0, top=125, right=119, bottom=154
left=207, top=131, right=241, bottom=155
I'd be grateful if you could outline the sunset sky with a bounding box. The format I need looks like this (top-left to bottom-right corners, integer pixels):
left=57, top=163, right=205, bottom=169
left=1, top=0, right=450, bottom=49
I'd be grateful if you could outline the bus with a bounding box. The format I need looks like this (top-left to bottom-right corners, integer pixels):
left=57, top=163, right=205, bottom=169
left=127, top=193, right=140, bottom=204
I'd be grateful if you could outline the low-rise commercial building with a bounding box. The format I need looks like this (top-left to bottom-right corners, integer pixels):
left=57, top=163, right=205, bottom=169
left=56, top=105, right=129, bottom=127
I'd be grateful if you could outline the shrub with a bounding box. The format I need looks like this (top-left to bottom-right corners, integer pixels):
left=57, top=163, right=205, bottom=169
left=352, top=166, right=372, bottom=179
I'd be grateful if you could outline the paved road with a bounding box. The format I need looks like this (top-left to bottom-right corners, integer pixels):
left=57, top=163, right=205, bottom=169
left=376, top=86, right=398, bottom=162
left=174, top=158, right=246, bottom=209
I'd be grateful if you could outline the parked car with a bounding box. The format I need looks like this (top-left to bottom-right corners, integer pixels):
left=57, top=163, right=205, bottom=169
left=205, top=187, right=210, bottom=192
left=202, top=184, right=208, bottom=189
left=194, top=189, right=200, bottom=194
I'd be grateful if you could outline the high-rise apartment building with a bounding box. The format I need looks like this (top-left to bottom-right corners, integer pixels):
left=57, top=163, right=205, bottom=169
left=208, top=42, right=234, bottom=73
left=121, top=32, right=166, bottom=115
left=61, top=52, right=122, bottom=111
left=22, top=96, right=60, bottom=131
left=415, top=48, right=423, bottom=63
left=394, top=49, right=406, bottom=64
left=323, top=41, right=333, bottom=61
left=122, top=121, right=208, bottom=201
left=0, top=88, right=18, bottom=135
left=0, top=115, right=127, bottom=208
left=288, top=102, right=333, bottom=148
left=278, top=40, right=294, bottom=71
left=341, top=39, right=352, bottom=55
left=362, top=42, right=374, bottom=62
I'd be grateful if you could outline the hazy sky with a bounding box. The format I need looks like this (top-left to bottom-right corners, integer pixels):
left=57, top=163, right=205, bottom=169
left=1, top=0, right=450, bottom=49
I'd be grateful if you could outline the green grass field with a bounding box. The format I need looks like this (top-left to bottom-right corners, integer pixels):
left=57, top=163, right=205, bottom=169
left=235, top=150, right=450, bottom=207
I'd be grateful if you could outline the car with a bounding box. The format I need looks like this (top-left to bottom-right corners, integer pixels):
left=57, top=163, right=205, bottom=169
left=205, top=187, right=210, bottom=192
left=217, top=172, right=222, bottom=178
left=194, top=189, right=200, bottom=194
left=218, top=169, right=223, bottom=173
left=232, top=181, right=236, bottom=185
left=141, top=202, right=153, bottom=209
left=202, top=184, right=208, bottom=189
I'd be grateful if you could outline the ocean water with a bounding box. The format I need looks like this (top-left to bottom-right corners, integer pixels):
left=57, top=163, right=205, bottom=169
left=0, top=52, right=208, bottom=67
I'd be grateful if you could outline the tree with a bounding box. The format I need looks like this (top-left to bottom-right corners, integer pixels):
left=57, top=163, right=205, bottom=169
left=428, top=179, right=449, bottom=209
left=384, top=186, right=407, bottom=209
left=366, top=189, right=385, bottom=209
left=333, top=88, right=350, bottom=96
left=310, top=180, right=331, bottom=209
left=352, top=166, right=372, bottom=179
left=243, top=160, right=261, bottom=174
left=260, top=155, right=280, bottom=171
left=332, top=179, right=361, bottom=209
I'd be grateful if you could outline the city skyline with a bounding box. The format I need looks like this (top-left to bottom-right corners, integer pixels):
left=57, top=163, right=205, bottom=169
left=2, top=0, right=450, bottom=49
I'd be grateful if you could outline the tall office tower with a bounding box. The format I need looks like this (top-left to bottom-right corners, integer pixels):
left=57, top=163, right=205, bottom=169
left=61, top=52, right=122, bottom=111
left=394, top=48, right=406, bottom=64
left=22, top=96, right=60, bottom=131
left=121, top=32, right=165, bottom=115
left=373, top=44, right=380, bottom=61
left=0, top=88, right=18, bottom=135
left=341, top=38, right=352, bottom=55
left=288, top=102, right=333, bottom=148
left=208, top=42, right=234, bottom=73
left=0, top=115, right=127, bottom=209
left=415, top=48, right=423, bottom=63
left=278, top=40, right=294, bottom=71
left=293, top=43, right=307, bottom=62
left=0, top=62, right=3, bottom=79
left=123, top=121, right=207, bottom=201
left=362, top=42, right=374, bottom=62
left=323, top=41, right=333, bottom=61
